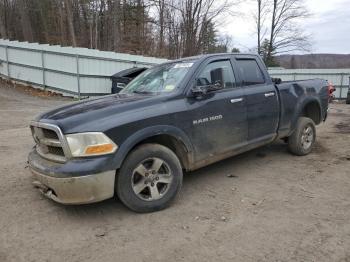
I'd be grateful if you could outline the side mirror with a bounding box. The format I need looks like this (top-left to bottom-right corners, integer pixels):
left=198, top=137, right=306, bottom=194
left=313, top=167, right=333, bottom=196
left=272, top=78, right=282, bottom=84
left=191, top=80, right=223, bottom=97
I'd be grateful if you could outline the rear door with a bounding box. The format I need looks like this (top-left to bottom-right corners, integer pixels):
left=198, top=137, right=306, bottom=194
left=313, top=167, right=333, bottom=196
left=185, top=57, right=248, bottom=162
left=234, top=57, right=279, bottom=143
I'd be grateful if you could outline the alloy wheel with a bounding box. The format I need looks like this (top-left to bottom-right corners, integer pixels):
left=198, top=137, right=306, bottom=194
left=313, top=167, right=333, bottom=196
left=131, top=157, right=173, bottom=201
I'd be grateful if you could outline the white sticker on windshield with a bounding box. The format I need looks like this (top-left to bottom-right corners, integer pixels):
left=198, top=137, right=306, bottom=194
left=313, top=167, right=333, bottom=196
left=174, top=63, right=194, bottom=68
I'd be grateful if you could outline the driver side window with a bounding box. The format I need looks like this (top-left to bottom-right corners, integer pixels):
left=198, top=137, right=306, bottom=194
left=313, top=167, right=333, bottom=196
left=197, top=60, right=236, bottom=89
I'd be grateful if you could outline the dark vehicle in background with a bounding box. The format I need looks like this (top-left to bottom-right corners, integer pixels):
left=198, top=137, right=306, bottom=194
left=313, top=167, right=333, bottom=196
left=28, top=53, right=331, bottom=212
left=110, top=67, right=148, bottom=94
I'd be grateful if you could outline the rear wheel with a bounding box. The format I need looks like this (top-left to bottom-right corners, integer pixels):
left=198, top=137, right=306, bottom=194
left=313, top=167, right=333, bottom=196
left=288, top=117, right=316, bottom=156
left=116, top=143, right=183, bottom=213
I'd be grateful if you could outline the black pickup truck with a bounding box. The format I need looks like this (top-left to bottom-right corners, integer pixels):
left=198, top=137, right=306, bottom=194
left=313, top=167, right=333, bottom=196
left=28, top=53, right=330, bottom=212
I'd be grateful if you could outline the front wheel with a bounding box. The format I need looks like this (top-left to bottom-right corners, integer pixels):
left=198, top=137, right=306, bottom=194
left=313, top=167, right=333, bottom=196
left=116, top=143, right=183, bottom=213
left=288, top=117, right=316, bottom=156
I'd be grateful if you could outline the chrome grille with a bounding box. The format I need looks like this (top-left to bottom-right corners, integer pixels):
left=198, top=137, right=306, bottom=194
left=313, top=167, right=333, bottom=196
left=30, top=122, right=68, bottom=163
left=42, top=128, right=59, bottom=140
left=47, top=146, right=65, bottom=156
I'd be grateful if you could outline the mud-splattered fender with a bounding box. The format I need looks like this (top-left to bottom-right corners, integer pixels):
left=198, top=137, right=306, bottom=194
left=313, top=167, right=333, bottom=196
left=289, top=96, right=322, bottom=135
left=110, top=125, right=194, bottom=170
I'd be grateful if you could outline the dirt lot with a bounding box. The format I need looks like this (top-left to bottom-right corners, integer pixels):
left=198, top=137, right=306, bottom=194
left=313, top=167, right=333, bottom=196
left=0, top=83, right=349, bottom=262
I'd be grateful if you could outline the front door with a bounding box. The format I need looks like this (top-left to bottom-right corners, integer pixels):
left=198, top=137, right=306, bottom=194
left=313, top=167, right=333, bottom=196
left=185, top=59, right=248, bottom=162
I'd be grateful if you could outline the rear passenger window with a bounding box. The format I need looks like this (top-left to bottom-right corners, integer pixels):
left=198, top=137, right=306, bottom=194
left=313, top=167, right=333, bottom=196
left=236, top=59, right=265, bottom=85
left=197, top=60, right=236, bottom=89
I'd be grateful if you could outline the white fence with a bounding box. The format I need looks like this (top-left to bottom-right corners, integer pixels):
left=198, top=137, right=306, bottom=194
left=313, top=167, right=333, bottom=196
left=269, top=68, right=350, bottom=99
left=0, top=39, right=168, bottom=97
left=0, top=39, right=349, bottom=99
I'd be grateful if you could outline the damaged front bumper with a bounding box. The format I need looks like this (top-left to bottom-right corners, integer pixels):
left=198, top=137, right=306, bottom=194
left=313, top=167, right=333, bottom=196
left=28, top=150, right=115, bottom=204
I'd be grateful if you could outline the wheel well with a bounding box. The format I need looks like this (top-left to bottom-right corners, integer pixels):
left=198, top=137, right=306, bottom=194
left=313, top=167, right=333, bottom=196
left=301, top=101, right=321, bottom=125
left=131, top=135, right=191, bottom=170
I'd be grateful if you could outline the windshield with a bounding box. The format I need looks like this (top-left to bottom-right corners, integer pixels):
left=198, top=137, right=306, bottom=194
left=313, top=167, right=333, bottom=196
left=120, top=61, right=195, bottom=94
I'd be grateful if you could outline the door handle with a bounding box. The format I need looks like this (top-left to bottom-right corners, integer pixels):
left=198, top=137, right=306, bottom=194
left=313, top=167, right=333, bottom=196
left=264, top=92, right=276, bottom=97
left=230, top=98, right=243, bottom=104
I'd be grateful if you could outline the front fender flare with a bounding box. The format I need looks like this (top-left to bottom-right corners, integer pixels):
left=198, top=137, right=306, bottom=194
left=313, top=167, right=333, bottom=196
left=110, top=125, right=194, bottom=170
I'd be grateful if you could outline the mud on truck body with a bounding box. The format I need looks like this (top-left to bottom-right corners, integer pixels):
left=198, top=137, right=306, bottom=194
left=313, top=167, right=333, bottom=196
left=28, top=53, right=330, bottom=212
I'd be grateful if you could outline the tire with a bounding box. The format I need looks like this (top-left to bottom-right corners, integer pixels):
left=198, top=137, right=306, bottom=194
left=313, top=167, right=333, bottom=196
left=288, top=117, right=316, bottom=156
left=116, top=143, right=183, bottom=213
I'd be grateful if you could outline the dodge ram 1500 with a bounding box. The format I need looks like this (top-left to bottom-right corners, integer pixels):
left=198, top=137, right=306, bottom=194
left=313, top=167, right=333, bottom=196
left=28, top=53, right=330, bottom=212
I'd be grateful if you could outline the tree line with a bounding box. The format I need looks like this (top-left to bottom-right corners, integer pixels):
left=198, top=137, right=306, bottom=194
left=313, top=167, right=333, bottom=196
left=0, top=0, right=310, bottom=64
left=0, top=0, right=238, bottom=59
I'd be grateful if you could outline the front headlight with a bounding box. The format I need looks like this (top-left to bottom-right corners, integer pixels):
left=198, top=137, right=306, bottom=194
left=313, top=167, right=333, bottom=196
left=66, top=132, right=118, bottom=157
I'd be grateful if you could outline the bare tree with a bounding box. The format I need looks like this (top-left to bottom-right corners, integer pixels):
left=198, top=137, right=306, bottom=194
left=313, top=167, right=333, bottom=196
left=253, top=0, right=269, bottom=55
left=165, top=0, right=183, bottom=58
left=0, top=14, right=6, bottom=38
left=0, top=0, right=7, bottom=38
left=252, top=0, right=311, bottom=64
left=171, top=0, right=235, bottom=57
left=55, top=0, right=67, bottom=45
left=64, top=0, right=77, bottom=46
left=267, top=0, right=310, bottom=61
left=150, top=0, right=166, bottom=55
left=18, top=0, right=34, bottom=42
left=108, top=0, right=121, bottom=51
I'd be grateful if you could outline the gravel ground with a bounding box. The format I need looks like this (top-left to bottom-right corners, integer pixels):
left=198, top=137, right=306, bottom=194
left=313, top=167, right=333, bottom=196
left=0, top=83, right=349, bottom=262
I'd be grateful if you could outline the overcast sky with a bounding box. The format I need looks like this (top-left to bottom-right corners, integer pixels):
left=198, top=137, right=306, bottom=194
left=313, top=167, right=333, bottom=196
left=219, top=0, right=350, bottom=54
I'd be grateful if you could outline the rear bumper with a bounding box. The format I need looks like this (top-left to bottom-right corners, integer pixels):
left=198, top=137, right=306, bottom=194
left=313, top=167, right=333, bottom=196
left=28, top=149, right=116, bottom=204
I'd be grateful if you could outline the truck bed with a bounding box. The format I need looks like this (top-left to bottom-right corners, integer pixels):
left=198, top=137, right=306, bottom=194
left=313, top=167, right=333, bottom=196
left=276, top=78, right=329, bottom=137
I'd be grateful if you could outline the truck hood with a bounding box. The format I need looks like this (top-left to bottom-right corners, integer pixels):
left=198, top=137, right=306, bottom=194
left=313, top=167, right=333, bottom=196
left=37, top=93, right=164, bottom=133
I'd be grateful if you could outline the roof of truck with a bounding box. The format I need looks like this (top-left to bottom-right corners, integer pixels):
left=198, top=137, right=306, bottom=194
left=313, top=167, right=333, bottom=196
left=171, top=53, right=260, bottom=63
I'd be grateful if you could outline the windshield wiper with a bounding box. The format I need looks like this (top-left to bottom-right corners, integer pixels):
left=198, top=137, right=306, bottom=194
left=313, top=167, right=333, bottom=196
left=132, top=90, right=153, bottom=95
